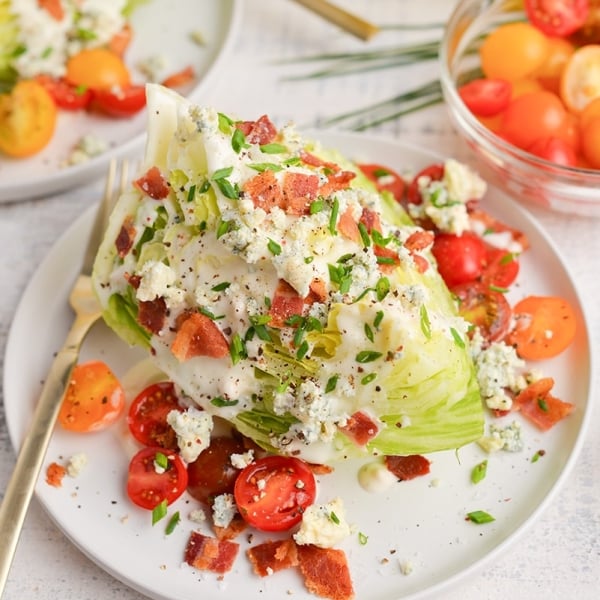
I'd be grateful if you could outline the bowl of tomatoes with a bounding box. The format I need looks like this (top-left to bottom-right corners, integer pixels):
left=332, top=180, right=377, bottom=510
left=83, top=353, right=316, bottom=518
left=439, top=0, right=600, bottom=218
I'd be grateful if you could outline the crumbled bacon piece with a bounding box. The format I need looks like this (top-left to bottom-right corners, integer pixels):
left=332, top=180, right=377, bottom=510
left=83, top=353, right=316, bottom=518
left=359, top=207, right=382, bottom=233
left=282, top=172, right=320, bottom=215
left=373, top=245, right=400, bottom=273
left=213, top=514, right=248, bottom=541
left=318, top=170, right=356, bottom=197
left=384, top=454, right=431, bottom=481
left=236, top=114, right=277, bottom=145
left=46, top=462, right=66, bottom=487
left=339, top=411, right=380, bottom=446
left=306, top=278, right=327, bottom=304
left=137, top=297, right=167, bottom=334
left=243, top=169, right=283, bottom=212
left=171, top=312, right=229, bottom=360
left=184, top=531, right=239, bottom=574
left=269, top=280, right=305, bottom=328
left=134, top=166, right=170, bottom=200
left=297, top=544, right=355, bottom=600
left=299, top=151, right=340, bottom=172
left=247, top=539, right=299, bottom=577
left=337, top=207, right=360, bottom=242
left=115, top=216, right=135, bottom=258
left=39, top=0, right=64, bottom=20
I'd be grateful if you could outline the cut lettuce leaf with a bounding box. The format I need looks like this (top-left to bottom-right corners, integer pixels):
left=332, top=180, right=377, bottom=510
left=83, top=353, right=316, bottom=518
left=93, top=84, right=484, bottom=463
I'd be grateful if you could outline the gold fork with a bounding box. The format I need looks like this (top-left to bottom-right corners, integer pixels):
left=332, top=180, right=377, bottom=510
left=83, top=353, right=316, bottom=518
left=0, top=159, right=130, bottom=596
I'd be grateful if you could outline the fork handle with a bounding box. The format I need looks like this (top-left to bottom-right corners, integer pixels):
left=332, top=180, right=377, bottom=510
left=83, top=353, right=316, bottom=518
left=0, top=342, right=80, bottom=595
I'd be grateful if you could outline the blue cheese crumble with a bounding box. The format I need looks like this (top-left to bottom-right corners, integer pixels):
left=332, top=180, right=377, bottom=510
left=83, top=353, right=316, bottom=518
left=293, top=497, right=353, bottom=548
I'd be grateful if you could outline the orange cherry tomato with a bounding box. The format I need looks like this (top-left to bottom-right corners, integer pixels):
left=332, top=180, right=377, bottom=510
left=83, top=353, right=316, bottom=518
left=58, top=360, right=125, bottom=432
left=66, top=48, right=131, bottom=90
left=560, top=44, right=600, bottom=113
left=0, top=80, right=57, bottom=158
left=500, top=90, right=568, bottom=150
left=579, top=95, right=600, bottom=128
left=511, top=78, right=543, bottom=98
left=480, top=22, right=550, bottom=81
left=505, top=295, right=577, bottom=360
left=580, top=114, right=600, bottom=167
left=534, top=36, right=575, bottom=94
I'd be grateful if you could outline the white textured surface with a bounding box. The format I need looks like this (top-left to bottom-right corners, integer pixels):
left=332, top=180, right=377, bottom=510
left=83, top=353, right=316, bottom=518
left=0, top=1, right=598, bottom=599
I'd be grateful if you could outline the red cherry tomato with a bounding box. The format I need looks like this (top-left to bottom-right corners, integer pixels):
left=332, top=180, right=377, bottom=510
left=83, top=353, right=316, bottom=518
left=91, top=84, right=146, bottom=117
left=452, top=282, right=513, bottom=343
left=358, top=163, right=406, bottom=202
left=481, top=245, right=520, bottom=288
left=234, top=455, right=316, bottom=532
left=35, top=75, right=93, bottom=110
left=406, top=163, right=444, bottom=205
left=458, top=78, right=513, bottom=117
left=525, top=0, right=589, bottom=37
left=128, top=381, right=183, bottom=450
left=126, top=447, right=188, bottom=510
left=528, top=136, right=578, bottom=166
left=431, top=232, right=487, bottom=288
left=187, top=436, right=247, bottom=505
left=500, top=90, right=570, bottom=150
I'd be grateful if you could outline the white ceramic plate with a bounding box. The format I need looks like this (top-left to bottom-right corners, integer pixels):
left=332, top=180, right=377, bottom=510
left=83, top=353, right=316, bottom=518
left=4, top=133, right=593, bottom=600
left=0, top=0, right=241, bottom=204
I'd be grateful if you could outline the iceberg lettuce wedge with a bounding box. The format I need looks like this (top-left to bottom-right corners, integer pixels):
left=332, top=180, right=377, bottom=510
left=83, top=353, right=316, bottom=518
left=93, top=84, right=484, bottom=463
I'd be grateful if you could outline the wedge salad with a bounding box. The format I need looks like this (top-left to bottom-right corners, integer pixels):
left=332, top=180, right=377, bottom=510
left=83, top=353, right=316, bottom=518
left=70, top=84, right=579, bottom=599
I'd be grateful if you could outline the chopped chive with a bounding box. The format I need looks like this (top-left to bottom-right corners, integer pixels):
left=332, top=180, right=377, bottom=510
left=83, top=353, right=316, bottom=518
left=152, top=500, right=168, bottom=525
left=531, top=449, right=546, bottom=463
left=199, top=307, right=225, bottom=320
left=329, top=511, right=340, bottom=524
left=358, top=532, right=368, bottom=545
left=229, top=333, right=247, bottom=364
left=500, top=252, right=516, bottom=265
left=373, top=310, right=384, bottom=328
left=41, top=46, right=53, bottom=58
left=216, top=219, right=235, bottom=238
left=267, top=238, right=282, bottom=255
left=309, top=199, right=325, bottom=214
left=375, top=277, right=390, bottom=301
left=471, top=460, right=488, bottom=484
left=325, top=375, right=339, bottom=393
left=211, top=281, right=231, bottom=292
left=356, top=350, right=382, bottom=363
left=218, top=113, right=234, bottom=133
left=466, top=510, right=495, bottom=524
left=304, top=256, right=314, bottom=264
left=361, top=373, right=377, bottom=385
left=187, top=184, right=197, bottom=202
left=248, top=162, right=283, bottom=172
left=214, top=178, right=239, bottom=200
left=376, top=256, right=396, bottom=265
left=154, top=452, right=168, bottom=471
left=232, top=128, right=249, bottom=153
left=211, top=396, right=239, bottom=407
left=259, top=142, right=287, bottom=154
left=296, top=340, right=309, bottom=360
left=357, top=222, right=371, bottom=247
left=328, top=197, right=340, bottom=235
left=199, top=179, right=211, bottom=193
left=489, top=284, right=509, bottom=293
left=537, top=398, right=549, bottom=412
left=364, top=323, right=374, bottom=343
left=165, top=511, right=181, bottom=535
left=450, top=327, right=465, bottom=348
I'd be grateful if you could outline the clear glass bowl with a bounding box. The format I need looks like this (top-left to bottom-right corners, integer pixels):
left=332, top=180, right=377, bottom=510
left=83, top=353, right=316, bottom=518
left=439, top=0, right=600, bottom=218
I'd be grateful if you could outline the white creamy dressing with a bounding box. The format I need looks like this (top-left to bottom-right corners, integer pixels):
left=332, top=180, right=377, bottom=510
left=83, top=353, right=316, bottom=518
left=10, top=0, right=127, bottom=78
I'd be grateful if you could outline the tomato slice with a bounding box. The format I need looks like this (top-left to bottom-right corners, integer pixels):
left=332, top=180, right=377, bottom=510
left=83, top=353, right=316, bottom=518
left=458, top=78, right=513, bottom=117
left=128, top=381, right=183, bottom=449
left=357, top=163, right=406, bottom=203
left=525, top=0, right=589, bottom=37
left=406, top=163, right=444, bottom=206
left=187, top=436, right=247, bottom=505
left=505, top=295, right=577, bottom=360
left=58, top=360, right=125, bottom=432
left=431, top=232, right=487, bottom=288
left=481, top=245, right=520, bottom=288
left=452, top=282, right=512, bottom=343
left=234, top=456, right=316, bottom=532
left=35, top=75, right=93, bottom=110
left=91, top=84, right=147, bottom=118
left=126, top=446, right=188, bottom=510
left=0, top=80, right=57, bottom=158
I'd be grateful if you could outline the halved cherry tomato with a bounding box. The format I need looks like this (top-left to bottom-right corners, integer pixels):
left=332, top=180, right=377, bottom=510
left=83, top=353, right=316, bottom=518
left=234, top=455, right=316, bottom=532
left=58, top=360, right=125, bottom=432
left=35, top=75, right=93, bottom=111
left=452, top=282, right=512, bottom=343
left=406, top=163, right=444, bottom=205
left=458, top=78, right=513, bottom=117
left=126, top=446, right=188, bottom=510
left=0, top=79, right=57, bottom=158
left=560, top=44, right=600, bottom=113
left=528, top=136, right=578, bottom=166
left=525, top=0, right=589, bottom=37
left=66, top=48, right=131, bottom=90
left=91, top=84, right=146, bottom=117
left=431, top=232, right=487, bottom=288
left=505, top=295, right=577, bottom=360
left=187, top=436, right=247, bottom=505
left=128, top=381, right=183, bottom=449
left=481, top=245, right=520, bottom=288
left=569, top=0, right=600, bottom=44
left=514, top=377, right=574, bottom=430
left=358, top=163, right=406, bottom=202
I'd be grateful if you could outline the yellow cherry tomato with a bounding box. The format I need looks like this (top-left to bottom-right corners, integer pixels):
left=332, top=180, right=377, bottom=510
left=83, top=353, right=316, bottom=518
left=560, top=44, right=600, bottom=114
left=0, top=80, right=57, bottom=158
left=480, top=22, right=550, bottom=81
left=535, top=36, right=575, bottom=95
left=66, top=48, right=131, bottom=90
